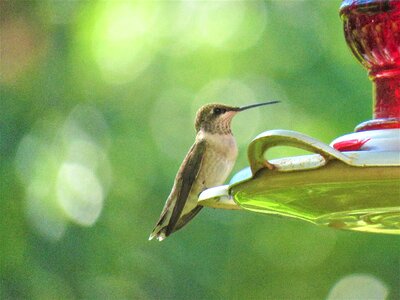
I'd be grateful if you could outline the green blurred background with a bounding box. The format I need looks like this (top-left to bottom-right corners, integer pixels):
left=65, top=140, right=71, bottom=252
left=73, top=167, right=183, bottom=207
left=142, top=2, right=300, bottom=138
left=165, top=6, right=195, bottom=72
left=1, top=1, right=399, bottom=299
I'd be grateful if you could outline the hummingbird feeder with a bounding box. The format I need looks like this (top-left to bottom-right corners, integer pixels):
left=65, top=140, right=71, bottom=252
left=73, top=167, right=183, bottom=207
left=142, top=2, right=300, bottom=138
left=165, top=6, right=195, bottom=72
left=198, top=0, right=400, bottom=235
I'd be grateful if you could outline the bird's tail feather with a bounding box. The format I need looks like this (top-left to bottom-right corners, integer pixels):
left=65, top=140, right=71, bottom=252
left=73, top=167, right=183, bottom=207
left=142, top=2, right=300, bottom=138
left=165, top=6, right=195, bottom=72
left=148, top=206, right=203, bottom=241
left=148, top=229, right=166, bottom=241
left=149, top=210, right=169, bottom=241
left=148, top=222, right=167, bottom=241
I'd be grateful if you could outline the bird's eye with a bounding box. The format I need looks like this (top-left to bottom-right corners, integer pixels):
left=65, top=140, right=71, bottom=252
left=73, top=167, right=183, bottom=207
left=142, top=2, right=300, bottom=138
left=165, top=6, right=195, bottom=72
left=213, top=107, right=226, bottom=115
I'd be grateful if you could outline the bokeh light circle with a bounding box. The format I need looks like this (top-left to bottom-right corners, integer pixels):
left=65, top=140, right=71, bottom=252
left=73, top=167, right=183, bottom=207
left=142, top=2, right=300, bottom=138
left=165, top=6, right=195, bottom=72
left=327, top=274, right=388, bottom=300
left=91, top=1, right=160, bottom=84
left=57, top=163, right=104, bottom=226
left=14, top=105, right=111, bottom=239
left=197, top=1, right=267, bottom=51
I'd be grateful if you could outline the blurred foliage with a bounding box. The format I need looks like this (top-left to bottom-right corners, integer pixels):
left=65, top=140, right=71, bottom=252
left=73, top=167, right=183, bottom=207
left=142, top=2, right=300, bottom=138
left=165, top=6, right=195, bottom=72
left=1, top=1, right=399, bottom=299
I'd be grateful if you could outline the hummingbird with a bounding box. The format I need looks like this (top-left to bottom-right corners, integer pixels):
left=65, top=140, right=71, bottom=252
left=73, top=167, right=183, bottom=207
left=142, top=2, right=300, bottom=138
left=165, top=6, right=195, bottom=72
left=149, top=101, right=279, bottom=241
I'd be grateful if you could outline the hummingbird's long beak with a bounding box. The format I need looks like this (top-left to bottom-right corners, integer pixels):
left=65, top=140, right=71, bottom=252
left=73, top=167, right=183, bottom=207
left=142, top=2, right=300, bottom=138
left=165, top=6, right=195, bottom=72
left=238, top=100, right=280, bottom=111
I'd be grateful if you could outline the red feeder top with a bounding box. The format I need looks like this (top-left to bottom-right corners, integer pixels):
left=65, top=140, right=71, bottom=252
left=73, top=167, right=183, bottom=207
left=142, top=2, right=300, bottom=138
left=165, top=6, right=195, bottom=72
left=340, top=0, right=400, bottom=131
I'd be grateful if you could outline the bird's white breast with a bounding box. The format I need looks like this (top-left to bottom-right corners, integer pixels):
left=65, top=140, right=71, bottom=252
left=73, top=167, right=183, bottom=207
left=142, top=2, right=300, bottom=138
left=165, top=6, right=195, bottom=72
left=201, top=131, right=238, bottom=159
left=197, top=131, right=238, bottom=187
left=181, top=131, right=238, bottom=216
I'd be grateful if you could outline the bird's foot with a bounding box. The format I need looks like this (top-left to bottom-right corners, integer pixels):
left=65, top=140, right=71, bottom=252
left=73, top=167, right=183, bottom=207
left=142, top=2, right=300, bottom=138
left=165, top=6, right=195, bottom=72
left=263, top=161, right=275, bottom=170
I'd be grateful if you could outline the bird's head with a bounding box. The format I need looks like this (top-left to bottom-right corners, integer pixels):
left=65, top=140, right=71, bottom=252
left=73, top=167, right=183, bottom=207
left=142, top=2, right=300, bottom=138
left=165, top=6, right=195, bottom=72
left=194, top=101, right=279, bottom=134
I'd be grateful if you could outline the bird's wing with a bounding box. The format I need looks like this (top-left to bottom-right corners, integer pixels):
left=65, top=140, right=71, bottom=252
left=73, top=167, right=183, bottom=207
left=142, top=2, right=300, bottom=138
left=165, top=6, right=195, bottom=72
left=165, top=139, right=207, bottom=235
